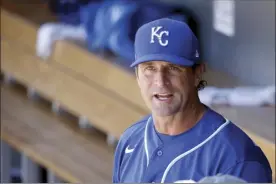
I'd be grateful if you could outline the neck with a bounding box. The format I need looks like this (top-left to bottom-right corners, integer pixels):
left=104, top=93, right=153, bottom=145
left=153, top=98, right=206, bottom=136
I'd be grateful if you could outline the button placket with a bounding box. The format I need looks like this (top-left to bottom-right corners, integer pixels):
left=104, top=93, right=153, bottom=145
left=157, top=150, right=163, bottom=156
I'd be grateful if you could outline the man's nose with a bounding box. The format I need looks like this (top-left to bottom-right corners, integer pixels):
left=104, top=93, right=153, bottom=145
left=154, top=71, right=168, bottom=87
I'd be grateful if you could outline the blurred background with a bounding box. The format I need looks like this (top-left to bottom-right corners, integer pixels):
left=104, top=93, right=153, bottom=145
left=1, top=0, right=275, bottom=183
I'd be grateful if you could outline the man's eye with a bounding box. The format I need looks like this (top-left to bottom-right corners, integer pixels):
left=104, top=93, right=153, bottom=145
left=145, top=66, right=155, bottom=71
left=169, top=66, right=180, bottom=71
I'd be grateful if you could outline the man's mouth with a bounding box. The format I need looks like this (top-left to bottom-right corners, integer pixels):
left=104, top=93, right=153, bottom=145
left=154, top=93, right=174, bottom=101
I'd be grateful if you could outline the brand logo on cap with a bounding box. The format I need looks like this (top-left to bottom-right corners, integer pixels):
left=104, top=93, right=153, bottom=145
left=150, top=26, right=169, bottom=46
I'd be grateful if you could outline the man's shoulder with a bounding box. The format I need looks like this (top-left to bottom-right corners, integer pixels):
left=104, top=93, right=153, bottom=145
left=215, top=120, right=270, bottom=164
left=118, top=114, right=151, bottom=142
left=205, top=107, right=269, bottom=161
left=205, top=107, right=258, bottom=148
left=205, top=110, right=272, bottom=182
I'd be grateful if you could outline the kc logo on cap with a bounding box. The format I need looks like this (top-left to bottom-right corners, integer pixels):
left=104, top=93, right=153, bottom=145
left=131, top=18, right=200, bottom=68
left=150, top=26, right=169, bottom=47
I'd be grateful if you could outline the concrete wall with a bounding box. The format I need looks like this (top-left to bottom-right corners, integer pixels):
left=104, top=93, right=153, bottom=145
left=158, top=0, right=275, bottom=86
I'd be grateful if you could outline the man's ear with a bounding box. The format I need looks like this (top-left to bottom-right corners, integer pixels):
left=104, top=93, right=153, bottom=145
left=194, top=63, right=206, bottom=85
left=198, top=62, right=206, bottom=74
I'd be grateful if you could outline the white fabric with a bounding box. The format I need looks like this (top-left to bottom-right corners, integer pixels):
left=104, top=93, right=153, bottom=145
left=228, top=86, right=275, bottom=106
left=199, top=86, right=275, bottom=106
left=198, top=174, right=247, bottom=183
left=36, top=23, right=87, bottom=60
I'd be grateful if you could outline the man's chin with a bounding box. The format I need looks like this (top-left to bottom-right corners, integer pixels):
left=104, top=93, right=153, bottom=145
left=151, top=107, right=177, bottom=117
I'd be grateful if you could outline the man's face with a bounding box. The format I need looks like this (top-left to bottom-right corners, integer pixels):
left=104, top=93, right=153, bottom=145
left=137, top=61, right=202, bottom=117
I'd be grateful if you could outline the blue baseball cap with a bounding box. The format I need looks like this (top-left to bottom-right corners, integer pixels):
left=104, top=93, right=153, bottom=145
left=130, top=18, right=200, bottom=67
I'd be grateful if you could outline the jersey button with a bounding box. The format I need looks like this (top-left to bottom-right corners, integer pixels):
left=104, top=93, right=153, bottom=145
left=157, top=150, right=163, bottom=156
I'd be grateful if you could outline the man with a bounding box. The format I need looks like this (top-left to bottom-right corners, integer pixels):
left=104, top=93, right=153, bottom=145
left=112, top=18, right=272, bottom=183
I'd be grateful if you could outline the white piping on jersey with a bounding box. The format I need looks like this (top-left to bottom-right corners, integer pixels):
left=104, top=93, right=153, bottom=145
left=160, top=119, right=230, bottom=183
left=143, top=116, right=230, bottom=182
left=144, top=116, right=151, bottom=167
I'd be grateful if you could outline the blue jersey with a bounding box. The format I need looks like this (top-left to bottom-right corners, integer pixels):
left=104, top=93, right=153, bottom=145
left=113, top=107, right=272, bottom=183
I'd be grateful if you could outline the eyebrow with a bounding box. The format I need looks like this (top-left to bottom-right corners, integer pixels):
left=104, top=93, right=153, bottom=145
left=141, top=62, right=183, bottom=69
left=167, top=64, right=182, bottom=68
left=142, top=62, right=154, bottom=66
left=167, top=64, right=177, bottom=67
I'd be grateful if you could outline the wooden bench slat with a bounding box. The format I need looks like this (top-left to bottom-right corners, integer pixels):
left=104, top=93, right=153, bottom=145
left=1, top=87, right=114, bottom=163
left=1, top=85, right=113, bottom=183
left=53, top=41, right=149, bottom=111
left=1, top=113, right=110, bottom=183
left=1, top=39, right=145, bottom=138
left=1, top=8, right=38, bottom=53
left=1, top=115, right=81, bottom=183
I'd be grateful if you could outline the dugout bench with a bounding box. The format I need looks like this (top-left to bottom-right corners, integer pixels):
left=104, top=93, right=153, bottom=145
left=1, top=83, right=113, bottom=183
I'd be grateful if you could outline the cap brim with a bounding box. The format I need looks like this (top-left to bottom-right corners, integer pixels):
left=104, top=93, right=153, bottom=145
left=130, top=54, right=195, bottom=67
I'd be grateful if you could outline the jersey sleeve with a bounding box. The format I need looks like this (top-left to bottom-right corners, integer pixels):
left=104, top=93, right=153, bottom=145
left=223, top=161, right=272, bottom=182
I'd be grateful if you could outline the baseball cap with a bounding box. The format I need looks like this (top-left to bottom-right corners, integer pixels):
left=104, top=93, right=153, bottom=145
left=130, top=18, right=200, bottom=68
